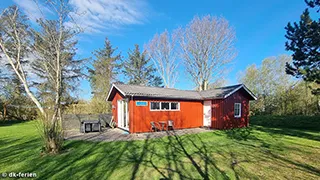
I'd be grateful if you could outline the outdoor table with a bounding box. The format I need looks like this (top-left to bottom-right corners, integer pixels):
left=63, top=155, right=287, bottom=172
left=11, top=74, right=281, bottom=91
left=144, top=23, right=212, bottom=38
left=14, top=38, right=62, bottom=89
left=158, top=121, right=167, bottom=131
left=81, top=120, right=101, bottom=133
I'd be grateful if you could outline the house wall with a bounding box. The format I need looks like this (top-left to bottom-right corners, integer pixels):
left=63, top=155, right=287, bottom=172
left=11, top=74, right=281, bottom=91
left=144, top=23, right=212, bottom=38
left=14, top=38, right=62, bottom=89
left=131, top=98, right=203, bottom=133
left=216, top=89, right=250, bottom=129
left=129, top=98, right=134, bottom=133
left=211, top=99, right=224, bottom=129
left=111, top=87, right=252, bottom=133
left=111, top=90, right=125, bottom=126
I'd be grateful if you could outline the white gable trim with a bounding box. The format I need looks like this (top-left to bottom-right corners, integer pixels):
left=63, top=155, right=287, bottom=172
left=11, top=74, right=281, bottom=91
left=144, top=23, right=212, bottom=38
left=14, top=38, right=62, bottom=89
left=106, top=84, right=126, bottom=101
left=223, top=84, right=257, bottom=100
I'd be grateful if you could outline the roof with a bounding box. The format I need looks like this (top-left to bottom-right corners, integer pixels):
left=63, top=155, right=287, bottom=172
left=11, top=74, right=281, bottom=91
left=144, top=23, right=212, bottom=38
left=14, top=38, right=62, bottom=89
left=106, top=83, right=257, bottom=101
left=199, top=84, right=244, bottom=99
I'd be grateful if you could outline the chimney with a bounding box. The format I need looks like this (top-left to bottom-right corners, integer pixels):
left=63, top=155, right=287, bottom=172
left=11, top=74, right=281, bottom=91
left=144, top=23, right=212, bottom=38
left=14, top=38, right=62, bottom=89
left=202, top=80, right=208, bottom=91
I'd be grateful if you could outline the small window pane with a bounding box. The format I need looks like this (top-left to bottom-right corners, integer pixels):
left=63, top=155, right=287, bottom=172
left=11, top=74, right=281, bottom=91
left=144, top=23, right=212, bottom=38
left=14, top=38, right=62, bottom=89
left=171, top=102, right=179, bottom=110
left=151, top=102, right=160, bottom=110
left=161, top=102, right=170, bottom=110
left=234, top=103, right=241, bottom=117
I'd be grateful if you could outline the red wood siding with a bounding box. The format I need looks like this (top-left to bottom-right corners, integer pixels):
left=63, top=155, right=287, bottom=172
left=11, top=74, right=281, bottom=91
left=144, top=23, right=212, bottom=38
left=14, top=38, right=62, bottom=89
left=131, top=99, right=203, bottom=133
left=111, top=90, right=124, bottom=126
left=110, top=87, right=252, bottom=133
left=221, top=89, right=250, bottom=129
left=129, top=99, right=134, bottom=133
left=211, top=99, right=224, bottom=129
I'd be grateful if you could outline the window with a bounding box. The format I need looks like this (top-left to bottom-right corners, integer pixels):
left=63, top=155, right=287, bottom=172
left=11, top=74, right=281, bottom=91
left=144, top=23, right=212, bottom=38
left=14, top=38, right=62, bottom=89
left=171, top=102, right=179, bottom=110
left=234, top=103, right=241, bottom=118
left=150, top=102, right=180, bottom=111
left=150, top=102, right=160, bottom=110
left=161, top=102, right=170, bottom=110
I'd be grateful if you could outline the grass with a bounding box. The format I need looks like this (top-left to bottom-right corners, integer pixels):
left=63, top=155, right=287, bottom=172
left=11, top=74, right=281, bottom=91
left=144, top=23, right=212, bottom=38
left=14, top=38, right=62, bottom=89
left=0, top=116, right=319, bottom=180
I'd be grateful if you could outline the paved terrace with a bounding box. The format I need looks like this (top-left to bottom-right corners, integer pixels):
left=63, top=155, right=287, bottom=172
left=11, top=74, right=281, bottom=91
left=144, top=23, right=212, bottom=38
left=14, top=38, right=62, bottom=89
left=64, top=128, right=214, bottom=142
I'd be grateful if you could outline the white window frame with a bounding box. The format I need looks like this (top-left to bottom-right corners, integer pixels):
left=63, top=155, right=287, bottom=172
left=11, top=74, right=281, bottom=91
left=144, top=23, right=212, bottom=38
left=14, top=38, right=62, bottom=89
left=150, top=102, right=180, bottom=111
left=170, top=102, right=180, bottom=111
left=150, top=102, right=161, bottom=111
left=234, top=103, right=241, bottom=118
left=161, top=102, right=170, bottom=110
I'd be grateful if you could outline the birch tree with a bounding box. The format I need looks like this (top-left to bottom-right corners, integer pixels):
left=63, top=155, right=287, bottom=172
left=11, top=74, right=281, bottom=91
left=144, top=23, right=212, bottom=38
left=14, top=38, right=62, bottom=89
left=177, top=15, right=236, bottom=91
left=0, top=6, right=45, bottom=114
left=145, top=30, right=179, bottom=88
left=0, top=1, right=82, bottom=153
left=33, top=0, right=83, bottom=153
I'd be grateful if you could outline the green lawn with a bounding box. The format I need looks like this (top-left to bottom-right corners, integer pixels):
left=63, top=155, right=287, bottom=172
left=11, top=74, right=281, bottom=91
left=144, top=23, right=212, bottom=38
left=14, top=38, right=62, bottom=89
left=0, top=116, right=319, bottom=180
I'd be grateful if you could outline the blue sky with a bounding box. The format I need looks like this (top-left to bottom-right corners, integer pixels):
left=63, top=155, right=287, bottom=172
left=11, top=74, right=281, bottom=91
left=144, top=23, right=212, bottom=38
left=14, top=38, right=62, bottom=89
left=0, top=0, right=310, bottom=100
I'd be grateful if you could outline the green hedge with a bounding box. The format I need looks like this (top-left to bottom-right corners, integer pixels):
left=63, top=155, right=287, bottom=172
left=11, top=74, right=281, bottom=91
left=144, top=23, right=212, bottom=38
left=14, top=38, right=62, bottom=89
left=250, top=115, right=320, bottom=131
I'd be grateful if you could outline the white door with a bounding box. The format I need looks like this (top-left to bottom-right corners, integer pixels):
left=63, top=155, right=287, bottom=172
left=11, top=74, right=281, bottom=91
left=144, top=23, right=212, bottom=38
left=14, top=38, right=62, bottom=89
left=117, top=100, right=129, bottom=130
left=203, top=100, right=212, bottom=127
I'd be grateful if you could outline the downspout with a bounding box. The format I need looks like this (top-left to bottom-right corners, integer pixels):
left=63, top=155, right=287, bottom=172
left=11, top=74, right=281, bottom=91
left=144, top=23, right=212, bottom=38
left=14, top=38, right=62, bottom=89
left=131, top=95, right=134, bottom=133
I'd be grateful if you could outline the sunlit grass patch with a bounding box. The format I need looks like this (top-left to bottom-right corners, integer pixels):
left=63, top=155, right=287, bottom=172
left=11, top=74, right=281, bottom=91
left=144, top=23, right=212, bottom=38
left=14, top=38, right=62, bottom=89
left=0, top=116, right=319, bottom=179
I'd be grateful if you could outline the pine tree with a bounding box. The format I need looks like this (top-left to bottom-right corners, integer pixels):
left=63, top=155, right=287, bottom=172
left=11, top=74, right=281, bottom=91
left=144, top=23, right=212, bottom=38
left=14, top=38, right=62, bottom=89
left=285, top=0, right=320, bottom=94
left=122, top=44, right=162, bottom=87
left=88, top=38, right=121, bottom=113
left=305, top=0, right=320, bottom=12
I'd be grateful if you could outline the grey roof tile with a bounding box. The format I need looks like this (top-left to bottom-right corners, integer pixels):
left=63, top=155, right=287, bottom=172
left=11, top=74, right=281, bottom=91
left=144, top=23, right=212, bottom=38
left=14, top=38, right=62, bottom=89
left=199, top=84, right=243, bottom=99
left=113, top=83, right=244, bottom=100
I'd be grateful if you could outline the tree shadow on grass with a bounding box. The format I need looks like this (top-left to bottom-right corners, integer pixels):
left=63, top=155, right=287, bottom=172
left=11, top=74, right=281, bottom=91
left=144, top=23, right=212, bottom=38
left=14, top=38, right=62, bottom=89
left=2, top=126, right=320, bottom=179
left=143, top=132, right=197, bottom=179
left=224, top=127, right=255, bottom=141
left=255, top=126, right=320, bottom=141
left=24, top=140, right=137, bottom=180
left=121, top=131, right=232, bottom=180
left=185, top=134, right=229, bottom=179
left=224, top=124, right=320, bottom=142
left=16, top=140, right=93, bottom=179
left=224, top=126, right=320, bottom=178
left=266, top=150, right=320, bottom=176
left=0, top=138, right=40, bottom=166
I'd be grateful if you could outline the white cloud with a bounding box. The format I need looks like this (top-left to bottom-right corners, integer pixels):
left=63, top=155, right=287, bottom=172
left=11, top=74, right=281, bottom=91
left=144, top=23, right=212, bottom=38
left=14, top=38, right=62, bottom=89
left=67, top=0, right=150, bottom=33
left=14, top=0, right=151, bottom=34
left=13, top=0, right=52, bottom=22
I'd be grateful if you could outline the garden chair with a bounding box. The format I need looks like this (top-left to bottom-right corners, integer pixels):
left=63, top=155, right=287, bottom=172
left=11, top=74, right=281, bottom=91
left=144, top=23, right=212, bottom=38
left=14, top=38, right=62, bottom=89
left=109, top=116, right=117, bottom=128
left=167, top=120, right=174, bottom=130
left=150, top=121, right=161, bottom=132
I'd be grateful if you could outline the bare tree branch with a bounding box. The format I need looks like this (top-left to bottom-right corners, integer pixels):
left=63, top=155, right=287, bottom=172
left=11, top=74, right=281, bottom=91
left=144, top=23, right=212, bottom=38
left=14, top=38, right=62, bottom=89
left=177, top=15, right=237, bottom=90
left=145, top=29, right=179, bottom=88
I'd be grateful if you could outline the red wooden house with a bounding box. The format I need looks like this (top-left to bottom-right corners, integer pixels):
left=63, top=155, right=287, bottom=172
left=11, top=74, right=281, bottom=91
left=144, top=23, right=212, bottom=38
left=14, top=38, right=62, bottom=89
left=107, top=83, right=257, bottom=133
